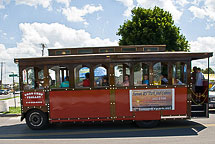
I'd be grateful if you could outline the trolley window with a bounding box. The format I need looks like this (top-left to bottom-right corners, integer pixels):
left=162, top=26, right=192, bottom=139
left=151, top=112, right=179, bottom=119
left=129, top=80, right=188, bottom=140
left=94, top=66, right=108, bottom=87
left=48, top=66, right=69, bottom=88
left=114, top=64, right=130, bottom=87
left=75, top=65, right=90, bottom=88
left=134, top=63, right=149, bottom=86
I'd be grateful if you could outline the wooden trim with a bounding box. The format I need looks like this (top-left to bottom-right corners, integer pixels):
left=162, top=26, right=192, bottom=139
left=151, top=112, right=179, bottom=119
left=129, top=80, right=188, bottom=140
left=130, top=63, right=134, bottom=87
left=110, top=89, right=116, bottom=119
left=43, top=66, right=49, bottom=88
left=69, top=65, right=75, bottom=88
left=168, top=62, right=173, bottom=85
left=149, top=63, right=153, bottom=85
left=187, top=61, right=192, bottom=117
left=109, top=64, right=115, bottom=86
left=90, top=64, right=94, bottom=88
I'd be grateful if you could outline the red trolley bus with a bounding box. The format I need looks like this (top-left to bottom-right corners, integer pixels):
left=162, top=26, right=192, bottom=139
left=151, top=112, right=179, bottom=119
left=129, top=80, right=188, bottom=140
left=14, top=45, right=213, bottom=129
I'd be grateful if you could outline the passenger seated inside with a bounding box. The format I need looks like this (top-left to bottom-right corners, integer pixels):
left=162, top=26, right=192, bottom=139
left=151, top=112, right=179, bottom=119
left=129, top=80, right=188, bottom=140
left=176, top=78, right=183, bottom=85
left=78, top=73, right=90, bottom=87
left=23, top=84, right=32, bottom=90
left=35, top=79, right=44, bottom=89
left=122, top=74, right=130, bottom=86
left=161, top=74, right=168, bottom=85
left=60, top=76, right=69, bottom=88
left=142, top=74, right=149, bottom=86
left=83, top=73, right=90, bottom=87
left=101, top=76, right=109, bottom=86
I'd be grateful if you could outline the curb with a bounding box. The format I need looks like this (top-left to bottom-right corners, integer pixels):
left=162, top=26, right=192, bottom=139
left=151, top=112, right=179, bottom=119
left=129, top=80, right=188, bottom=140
left=0, top=113, right=21, bottom=117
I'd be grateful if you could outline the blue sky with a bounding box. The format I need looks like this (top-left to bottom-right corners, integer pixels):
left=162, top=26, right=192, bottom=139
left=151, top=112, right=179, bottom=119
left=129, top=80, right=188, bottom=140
left=0, top=0, right=215, bottom=83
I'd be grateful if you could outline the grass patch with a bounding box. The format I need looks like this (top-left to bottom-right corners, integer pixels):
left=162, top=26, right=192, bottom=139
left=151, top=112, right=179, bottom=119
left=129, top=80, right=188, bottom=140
left=0, top=96, right=19, bottom=101
left=9, top=107, right=21, bottom=114
left=3, top=107, right=21, bottom=114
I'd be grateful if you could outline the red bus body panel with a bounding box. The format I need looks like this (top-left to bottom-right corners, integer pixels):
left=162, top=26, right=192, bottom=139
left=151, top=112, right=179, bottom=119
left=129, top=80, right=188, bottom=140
left=49, top=87, right=188, bottom=122
left=162, top=87, right=187, bottom=116
left=49, top=90, right=111, bottom=119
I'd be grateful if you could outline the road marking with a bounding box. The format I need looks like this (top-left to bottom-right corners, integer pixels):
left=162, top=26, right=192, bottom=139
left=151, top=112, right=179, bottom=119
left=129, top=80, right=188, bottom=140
left=0, top=123, right=215, bottom=138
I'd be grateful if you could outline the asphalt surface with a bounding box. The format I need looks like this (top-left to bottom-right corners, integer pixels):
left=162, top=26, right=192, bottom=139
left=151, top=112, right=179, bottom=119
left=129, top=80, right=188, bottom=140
left=0, top=111, right=215, bottom=143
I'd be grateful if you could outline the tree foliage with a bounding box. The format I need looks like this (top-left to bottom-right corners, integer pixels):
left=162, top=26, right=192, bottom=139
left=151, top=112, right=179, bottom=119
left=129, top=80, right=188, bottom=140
left=201, top=68, right=215, bottom=74
left=117, top=7, right=190, bottom=51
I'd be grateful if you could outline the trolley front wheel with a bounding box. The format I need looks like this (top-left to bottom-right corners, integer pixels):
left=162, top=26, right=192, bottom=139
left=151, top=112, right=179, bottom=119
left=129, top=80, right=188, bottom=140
left=26, top=109, right=48, bottom=130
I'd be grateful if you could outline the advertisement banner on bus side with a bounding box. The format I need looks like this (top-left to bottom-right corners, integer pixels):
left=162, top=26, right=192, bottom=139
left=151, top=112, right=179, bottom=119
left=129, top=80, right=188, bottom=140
left=130, top=89, right=175, bottom=111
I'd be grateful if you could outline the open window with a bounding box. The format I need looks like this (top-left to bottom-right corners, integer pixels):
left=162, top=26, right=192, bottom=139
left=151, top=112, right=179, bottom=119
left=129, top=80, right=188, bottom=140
left=74, top=65, right=90, bottom=88
left=172, top=62, right=187, bottom=85
left=22, top=67, right=44, bottom=90
left=94, top=65, right=108, bottom=87
left=23, top=67, right=34, bottom=90
left=114, top=63, right=130, bottom=87
left=134, top=63, right=149, bottom=86
left=153, top=62, right=168, bottom=85
left=48, top=66, right=69, bottom=88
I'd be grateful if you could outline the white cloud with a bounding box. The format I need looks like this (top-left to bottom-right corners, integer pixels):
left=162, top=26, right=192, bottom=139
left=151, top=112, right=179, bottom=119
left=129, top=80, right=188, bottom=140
left=189, top=6, right=207, bottom=19
left=15, top=0, right=52, bottom=9
left=10, top=37, right=14, bottom=40
left=0, top=44, right=11, bottom=60
left=189, top=0, right=215, bottom=29
left=55, top=0, right=71, bottom=8
left=19, top=22, right=117, bottom=48
left=62, top=4, right=103, bottom=24
left=3, top=14, right=8, bottom=20
left=0, top=22, right=118, bottom=83
left=0, top=0, right=10, bottom=9
left=116, top=0, right=134, bottom=17
left=191, top=0, right=204, bottom=6
left=116, top=0, right=190, bottom=19
left=0, top=2, right=5, bottom=9
left=136, top=0, right=184, bottom=22
left=190, top=37, right=215, bottom=70
left=174, top=0, right=189, bottom=7
left=0, top=44, right=20, bottom=84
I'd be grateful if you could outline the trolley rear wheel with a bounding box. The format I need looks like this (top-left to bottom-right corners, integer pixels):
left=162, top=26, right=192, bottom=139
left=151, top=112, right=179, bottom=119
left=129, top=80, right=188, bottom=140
left=26, top=109, right=48, bottom=130
left=135, top=120, right=159, bottom=128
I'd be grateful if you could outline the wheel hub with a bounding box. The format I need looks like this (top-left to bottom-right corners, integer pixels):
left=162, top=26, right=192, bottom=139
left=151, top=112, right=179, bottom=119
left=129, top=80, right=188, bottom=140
left=29, top=112, right=43, bottom=126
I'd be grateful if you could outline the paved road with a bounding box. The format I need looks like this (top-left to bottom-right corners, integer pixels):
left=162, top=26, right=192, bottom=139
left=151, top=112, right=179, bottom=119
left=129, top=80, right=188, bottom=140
left=0, top=111, right=215, bottom=143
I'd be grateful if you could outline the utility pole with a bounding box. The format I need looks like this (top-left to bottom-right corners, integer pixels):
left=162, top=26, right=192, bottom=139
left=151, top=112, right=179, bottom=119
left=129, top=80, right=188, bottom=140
left=0, top=62, right=3, bottom=89
left=10, top=72, right=17, bottom=108
left=40, top=43, right=46, bottom=56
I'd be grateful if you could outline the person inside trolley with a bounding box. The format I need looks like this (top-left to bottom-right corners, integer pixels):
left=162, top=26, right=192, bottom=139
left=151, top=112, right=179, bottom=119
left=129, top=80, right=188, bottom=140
left=175, top=78, right=183, bottom=85
left=60, top=76, right=69, bottom=88
left=195, top=68, right=205, bottom=94
left=122, top=74, right=130, bottom=86
left=142, top=74, right=149, bottom=85
left=161, top=74, right=168, bottom=85
left=78, top=73, right=90, bottom=87
left=191, top=66, right=197, bottom=91
left=101, top=76, right=109, bottom=86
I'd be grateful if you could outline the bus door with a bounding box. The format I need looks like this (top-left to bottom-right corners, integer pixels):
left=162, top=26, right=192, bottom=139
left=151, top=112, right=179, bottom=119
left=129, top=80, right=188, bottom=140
left=21, top=67, right=47, bottom=114
left=113, top=64, right=134, bottom=119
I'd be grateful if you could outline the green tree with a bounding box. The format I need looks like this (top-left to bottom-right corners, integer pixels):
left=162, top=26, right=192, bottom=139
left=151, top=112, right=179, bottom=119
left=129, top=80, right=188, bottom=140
left=117, top=7, right=189, bottom=51
left=202, top=68, right=215, bottom=74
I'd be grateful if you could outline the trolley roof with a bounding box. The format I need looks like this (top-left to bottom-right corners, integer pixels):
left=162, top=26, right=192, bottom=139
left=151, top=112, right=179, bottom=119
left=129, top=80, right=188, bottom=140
left=48, top=45, right=166, bottom=56
left=15, top=51, right=213, bottom=66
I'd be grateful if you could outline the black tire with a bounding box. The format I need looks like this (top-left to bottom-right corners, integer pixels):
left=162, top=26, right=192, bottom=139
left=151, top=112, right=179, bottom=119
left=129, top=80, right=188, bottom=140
left=135, top=120, right=159, bottom=128
left=26, top=109, right=48, bottom=130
